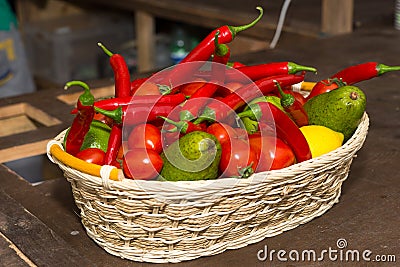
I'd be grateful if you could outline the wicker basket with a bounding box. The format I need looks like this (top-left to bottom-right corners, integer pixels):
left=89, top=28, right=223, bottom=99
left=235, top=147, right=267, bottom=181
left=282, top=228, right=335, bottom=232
left=47, top=113, right=369, bottom=263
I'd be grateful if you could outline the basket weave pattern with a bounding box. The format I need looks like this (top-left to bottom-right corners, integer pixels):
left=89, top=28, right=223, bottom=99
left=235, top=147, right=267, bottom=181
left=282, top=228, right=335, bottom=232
left=49, top=113, right=369, bottom=263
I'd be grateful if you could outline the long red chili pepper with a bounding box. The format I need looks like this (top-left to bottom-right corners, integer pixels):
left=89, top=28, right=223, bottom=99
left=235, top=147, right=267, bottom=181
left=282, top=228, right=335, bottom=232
left=227, top=61, right=246, bottom=68
left=94, top=104, right=176, bottom=126
left=64, top=81, right=95, bottom=156
left=179, top=82, right=220, bottom=121
left=195, top=62, right=317, bottom=82
left=238, top=102, right=311, bottom=163
left=130, top=77, right=148, bottom=95
left=98, top=42, right=131, bottom=98
left=307, top=62, right=400, bottom=99
left=274, top=80, right=308, bottom=127
left=195, top=74, right=304, bottom=123
left=162, top=7, right=263, bottom=87
left=70, top=93, right=186, bottom=113
left=104, top=124, right=122, bottom=167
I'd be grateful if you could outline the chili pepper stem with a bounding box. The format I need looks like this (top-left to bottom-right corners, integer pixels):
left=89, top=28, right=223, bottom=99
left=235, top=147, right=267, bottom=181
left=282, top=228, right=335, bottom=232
left=64, top=81, right=94, bottom=106
left=237, top=105, right=262, bottom=121
left=321, top=77, right=347, bottom=87
left=377, top=63, right=400, bottom=76
left=180, top=110, right=196, bottom=121
left=97, top=42, right=114, bottom=57
left=229, top=7, right=264, bottom=38
left=214, top=30, right=229, bottom=57
left=274, top=79, right=295, bottom=107
left=287, top=62, right=317, bottom=74
left=158, top=116, right=188, bottom=133
left=94, top=106, right=123, bottom=124
left=194, top=107, right=216, bottom=124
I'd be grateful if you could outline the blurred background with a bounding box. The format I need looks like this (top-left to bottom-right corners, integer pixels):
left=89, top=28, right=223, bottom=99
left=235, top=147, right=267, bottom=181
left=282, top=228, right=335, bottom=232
left=0, top=0, right=397, bottom=96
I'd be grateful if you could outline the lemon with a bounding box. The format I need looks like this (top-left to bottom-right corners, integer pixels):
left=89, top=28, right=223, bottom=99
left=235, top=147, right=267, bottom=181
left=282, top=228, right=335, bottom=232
left=300, top=125, right=344, bottom=158
left=64, top=120, right=111, bottom=152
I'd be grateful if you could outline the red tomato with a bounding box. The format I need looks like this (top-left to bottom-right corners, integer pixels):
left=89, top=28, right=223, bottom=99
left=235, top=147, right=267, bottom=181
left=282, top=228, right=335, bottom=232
left=207, top=122, right=240, bottom=147
left=219, top=139, right=258, bottom=178
left=134, top=81, right=162, bottom=96
left=75, top=148, right=106, bottom=165
left=306, top=79, right=340, bottom=100
left=123, top=148, right=163, bottom=180
left=128, top=123, right=163, bottom=154
left=180, top=78, right=206, bottom=96
left=249, top=135, right=295, bottom=171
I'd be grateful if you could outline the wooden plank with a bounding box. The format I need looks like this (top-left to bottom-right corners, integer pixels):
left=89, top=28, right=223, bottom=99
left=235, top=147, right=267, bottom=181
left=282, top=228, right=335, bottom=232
left=24, top=104, right=62, bottom=127
left=0, top=115, right=37, bottom=138
left=135, top=10, right=156, bottom=72
left=57, top=85, right=115, bottom=106
left=0, top=140, right=50, bottom=164
left=0, top=103, right=25, bottom=119
left=321, top=0, right=354, bottom=35
left=0, top=190, right=92, bottom=267
left=0, top=166, right=133, bottom=266
left=0, top=231, right=36, bottom=267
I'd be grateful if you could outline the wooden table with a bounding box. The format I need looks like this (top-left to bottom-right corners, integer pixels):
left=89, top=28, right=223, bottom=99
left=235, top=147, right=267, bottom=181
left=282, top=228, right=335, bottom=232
left=66, top=0, right=353, bottom=72
left=1, top=23, right=399, bottom=266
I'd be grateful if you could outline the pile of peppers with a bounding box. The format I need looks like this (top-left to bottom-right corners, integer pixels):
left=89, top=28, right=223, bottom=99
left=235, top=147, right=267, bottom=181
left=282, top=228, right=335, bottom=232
left=64, top=6, right=400, bottom=179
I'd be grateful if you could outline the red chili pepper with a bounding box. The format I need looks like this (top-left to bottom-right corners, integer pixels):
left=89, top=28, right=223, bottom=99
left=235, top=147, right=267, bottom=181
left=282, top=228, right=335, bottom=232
left=158, top=116, right=206, bottom=134
left=195, top=74, right=304, bottom=123
left=179, top=82, right=220, bottom=121
left=104, top=124, right=122, bottom=167
left=238, top=102, right=311, bottom=163
left=94, top=104, right=176, bottom=126
left=130, top=77, right=148, bottom=95
left=307, top=62, right=400, bottom=100
left=195, top=61, right=316, bottom=82
left=98, top=42, right=131, bottom=98
left=162, top=7, right=263, bottom=87
left=274, top=80, right=308, bottom=127
left=64, top=81, right=95, bottom=156
left=71, top=93, right=186, bottom=113
left=227, top=61, right=246, bottom=68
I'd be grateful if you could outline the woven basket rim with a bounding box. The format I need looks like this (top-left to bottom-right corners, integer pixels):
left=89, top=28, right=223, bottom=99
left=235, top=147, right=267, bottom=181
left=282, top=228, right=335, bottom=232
left=48, top=113, right=369, bottom=191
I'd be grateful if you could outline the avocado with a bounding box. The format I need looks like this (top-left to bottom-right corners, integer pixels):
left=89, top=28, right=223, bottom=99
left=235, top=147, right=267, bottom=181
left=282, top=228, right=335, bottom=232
left=160, top=131, right=222, bottom=181
left=303, top=85, right=366, bottom=141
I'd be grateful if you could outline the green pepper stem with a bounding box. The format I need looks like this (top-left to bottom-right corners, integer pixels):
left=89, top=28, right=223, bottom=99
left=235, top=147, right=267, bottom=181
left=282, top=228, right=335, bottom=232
left=238, top=109, right=255, bottom=119
left=64, top=80, right=94, bottom=106
left=322, top=77, right=346, bottom=87
left=274, top=80, right=294, bottom=108
left=376, top=63, right=400, bottom=76
left=94, top=106, right=123, bottom=124
left=194, top=107, right=216, bottom=124
left=179, top=110, right=196, bottom=121
left=287, top=62, right=317, bottom=74
left=237, top=104, right=263, bottom=121
left=241, top=117, right=259, bottom=134
left=97, top=42, right=114, bottom=57
left=214, top=30, right=229, bottom=57
left=158, top=116, right=188, bottom=133
left=229, top=6, right=263, bottom=38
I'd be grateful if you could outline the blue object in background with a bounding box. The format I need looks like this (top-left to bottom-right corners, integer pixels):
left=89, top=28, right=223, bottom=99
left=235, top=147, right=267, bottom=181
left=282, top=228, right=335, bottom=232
left=0, top=0, right=36, bottom=98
